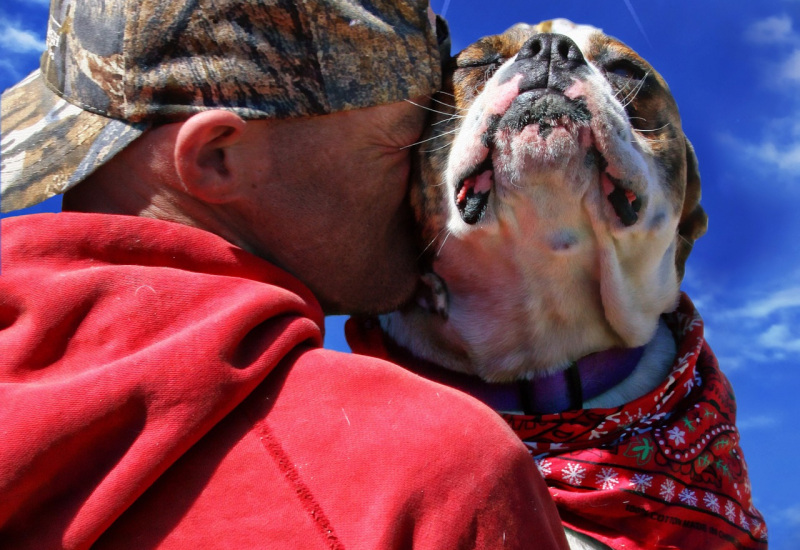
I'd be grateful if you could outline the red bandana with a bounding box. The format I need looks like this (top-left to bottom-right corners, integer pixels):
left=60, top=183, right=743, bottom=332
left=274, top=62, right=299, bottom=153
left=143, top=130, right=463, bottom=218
left=346, top=294, right=767, bottom=550
left=504, top=294, right=767, bottom=550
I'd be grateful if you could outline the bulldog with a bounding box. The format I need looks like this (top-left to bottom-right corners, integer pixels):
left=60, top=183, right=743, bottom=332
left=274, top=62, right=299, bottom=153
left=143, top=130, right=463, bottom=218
left=346, top=19, right=767, bottom=550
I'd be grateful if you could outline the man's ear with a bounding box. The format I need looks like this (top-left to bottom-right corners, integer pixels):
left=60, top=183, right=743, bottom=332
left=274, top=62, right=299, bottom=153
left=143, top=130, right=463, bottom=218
left=174, top=110, right=247, bottom=203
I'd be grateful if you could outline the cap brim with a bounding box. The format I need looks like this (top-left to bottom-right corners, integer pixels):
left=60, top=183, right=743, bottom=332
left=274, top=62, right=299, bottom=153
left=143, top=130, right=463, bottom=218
left=1, top=70, right=146, bottom=213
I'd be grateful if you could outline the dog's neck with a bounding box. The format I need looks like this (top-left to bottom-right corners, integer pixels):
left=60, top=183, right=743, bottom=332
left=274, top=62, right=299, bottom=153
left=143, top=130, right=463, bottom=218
left=387, top=319, right=676, bottom=413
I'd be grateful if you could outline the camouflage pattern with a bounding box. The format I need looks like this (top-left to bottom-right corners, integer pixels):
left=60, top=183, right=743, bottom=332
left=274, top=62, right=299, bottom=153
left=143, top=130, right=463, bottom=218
left=1, top=72, right=145, bottom=213
left=1, top=0, right=440, bottom=213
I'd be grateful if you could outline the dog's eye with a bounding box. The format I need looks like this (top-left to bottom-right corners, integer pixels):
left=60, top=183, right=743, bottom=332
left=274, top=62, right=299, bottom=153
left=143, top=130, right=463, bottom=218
left=455, top=54, right=507, bottom=86
left=456, top=54, right=506, bottom=70
left=604, top=59, right=647, bottom=83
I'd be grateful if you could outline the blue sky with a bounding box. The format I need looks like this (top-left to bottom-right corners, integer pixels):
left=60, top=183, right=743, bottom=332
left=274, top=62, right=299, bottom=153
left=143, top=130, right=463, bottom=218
left=1, top=0, right=799, bottom=548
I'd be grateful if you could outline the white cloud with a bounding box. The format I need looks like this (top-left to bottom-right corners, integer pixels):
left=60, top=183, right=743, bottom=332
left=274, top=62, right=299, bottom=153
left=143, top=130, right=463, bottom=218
left=725, top=15, right=800, bottom=180
left=736, top=414, right=780, bottom=431
left=714, top=354, right=746, bottom=372
left=758, top=323, right=800, bottom=352
left=759, top=502, right=800, bottom=550
left=721, top=134, right=800, bottom=177
left=773, top=504, right=800, bottom=527
left=0, top=16, right=46, bottom=83
left=782, top=49, right=800, bottom=81
left=745, top=15, right=796, bottom=44
left=690, top=278, right=800, bottom=370
left=0, top=21, right=45, bottom=55
left=719, top=287, right=800, bottom=360
left=728, top=286, right=800, bottom=319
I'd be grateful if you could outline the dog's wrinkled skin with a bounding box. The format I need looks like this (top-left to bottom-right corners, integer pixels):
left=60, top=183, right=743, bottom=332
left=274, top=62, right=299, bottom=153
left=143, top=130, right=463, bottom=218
left=382, top=19, right=708, bottom=383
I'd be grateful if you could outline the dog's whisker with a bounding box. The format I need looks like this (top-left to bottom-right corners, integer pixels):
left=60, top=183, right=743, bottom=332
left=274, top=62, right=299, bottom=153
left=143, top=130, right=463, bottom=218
left=421, top=140, right=456, bottom=153
left=404, top=99, right=461, bottom=118
left=429, top=108, right=468, bottom=120
left=613, top=83, right=631, bottom=100
left=621, top=72, right=650, bottom=108
left=435, top=229, right=453, bottom=258
left=428, top=96, right=461, bottom=111
left=401, top=128, right=460, bottom=150
left=638, top=136, right=681, bottom=144
left=506, top=171, right=523, bottom=190
left=620, top=85, right=639, bottom=108
left=615, top=75, right=643, bottom=107
left=676, top=232, right=694, bottom=249
left=432, top=114, right=465, bottom=126
left=429, top=103, right=458, bottom=116
left=612, top=76, right=640, bottom=101
left=418, top=226, right=451, bottom=260
left=626, top=74, right=648, bottom=103
left=630, top=121, right=678, bottom=143
left=635, top=122, right=673, bottom=133
left=436, top=91, right=456, bottom=98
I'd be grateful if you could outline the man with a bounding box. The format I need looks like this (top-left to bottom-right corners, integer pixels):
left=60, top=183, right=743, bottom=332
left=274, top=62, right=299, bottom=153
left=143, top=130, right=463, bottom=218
left=0, top=0, right=568, bottom=548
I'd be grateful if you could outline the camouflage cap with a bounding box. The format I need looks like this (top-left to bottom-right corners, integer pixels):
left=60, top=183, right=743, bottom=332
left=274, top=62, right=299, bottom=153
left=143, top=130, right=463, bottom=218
left=1, top=0, right=441, bottom=213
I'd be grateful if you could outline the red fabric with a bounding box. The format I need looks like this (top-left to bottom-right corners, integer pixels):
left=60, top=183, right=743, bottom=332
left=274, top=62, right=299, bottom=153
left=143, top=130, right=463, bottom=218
left=347, top=295, right=768, bottom=550
left=0, top=213, right=568, bottom=550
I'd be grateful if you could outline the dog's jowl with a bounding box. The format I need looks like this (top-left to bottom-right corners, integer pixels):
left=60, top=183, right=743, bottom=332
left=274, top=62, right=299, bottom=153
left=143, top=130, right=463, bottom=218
left=347, top=19, right=766, bottom=550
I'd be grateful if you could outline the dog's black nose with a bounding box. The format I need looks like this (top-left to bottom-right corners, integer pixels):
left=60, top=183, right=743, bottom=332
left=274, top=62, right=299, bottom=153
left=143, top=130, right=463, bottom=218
left=513, top=33, right=588, bottom=93
left=517, top=33, right=585, bottom=66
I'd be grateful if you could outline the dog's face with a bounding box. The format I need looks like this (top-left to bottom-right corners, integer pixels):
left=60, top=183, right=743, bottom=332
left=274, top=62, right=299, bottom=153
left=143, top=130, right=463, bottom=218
left=384, top=19, right=708, bottom=381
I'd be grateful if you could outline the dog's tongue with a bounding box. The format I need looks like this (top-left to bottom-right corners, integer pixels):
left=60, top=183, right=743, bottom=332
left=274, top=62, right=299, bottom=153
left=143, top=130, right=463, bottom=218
left=457, top=170, right=493, bottom=202
left=457, top=170, right=493, bottom=224
left=602, top=173, right=641, bottom=226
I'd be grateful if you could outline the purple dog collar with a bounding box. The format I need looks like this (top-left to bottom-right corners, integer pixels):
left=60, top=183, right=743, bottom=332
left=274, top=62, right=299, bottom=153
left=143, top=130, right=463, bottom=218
left=517, top=346, right=645, bottom=414
left=391, top=343, right=645, bottom=415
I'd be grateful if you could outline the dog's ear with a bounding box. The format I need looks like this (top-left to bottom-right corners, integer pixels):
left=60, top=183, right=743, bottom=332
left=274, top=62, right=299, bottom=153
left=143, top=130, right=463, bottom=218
left=675, top=139, right=708, bottom=280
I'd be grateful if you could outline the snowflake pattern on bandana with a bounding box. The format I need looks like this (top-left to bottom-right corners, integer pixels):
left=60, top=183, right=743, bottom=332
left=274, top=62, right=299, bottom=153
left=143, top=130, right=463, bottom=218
left=503, top=294, right=767, bottom=550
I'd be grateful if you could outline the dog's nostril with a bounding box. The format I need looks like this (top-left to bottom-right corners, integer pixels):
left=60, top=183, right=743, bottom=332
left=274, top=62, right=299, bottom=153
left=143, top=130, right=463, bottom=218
left=557, top=40, right=571, bottom=60
left=552, top=35, right=584, bottom=64
left=517, top=35, right=549, bottom=61
left=516, top=33, right=586, bottom=69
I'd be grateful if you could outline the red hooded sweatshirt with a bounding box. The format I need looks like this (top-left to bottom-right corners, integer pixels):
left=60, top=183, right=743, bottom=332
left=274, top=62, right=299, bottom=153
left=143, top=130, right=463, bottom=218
left=0, top=213, right=567, bottom=550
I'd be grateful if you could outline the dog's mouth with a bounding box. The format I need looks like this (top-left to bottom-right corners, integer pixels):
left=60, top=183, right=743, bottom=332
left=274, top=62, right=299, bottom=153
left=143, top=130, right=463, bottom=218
left=592, top=147, right=643, bottom=227
left=453, top=91, right=644, bottom=227
left=455, top=158, right=642, bottom=227
left=455, top=157, right=494, bottom=225
left=604, top=173, right=642, bottom=226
